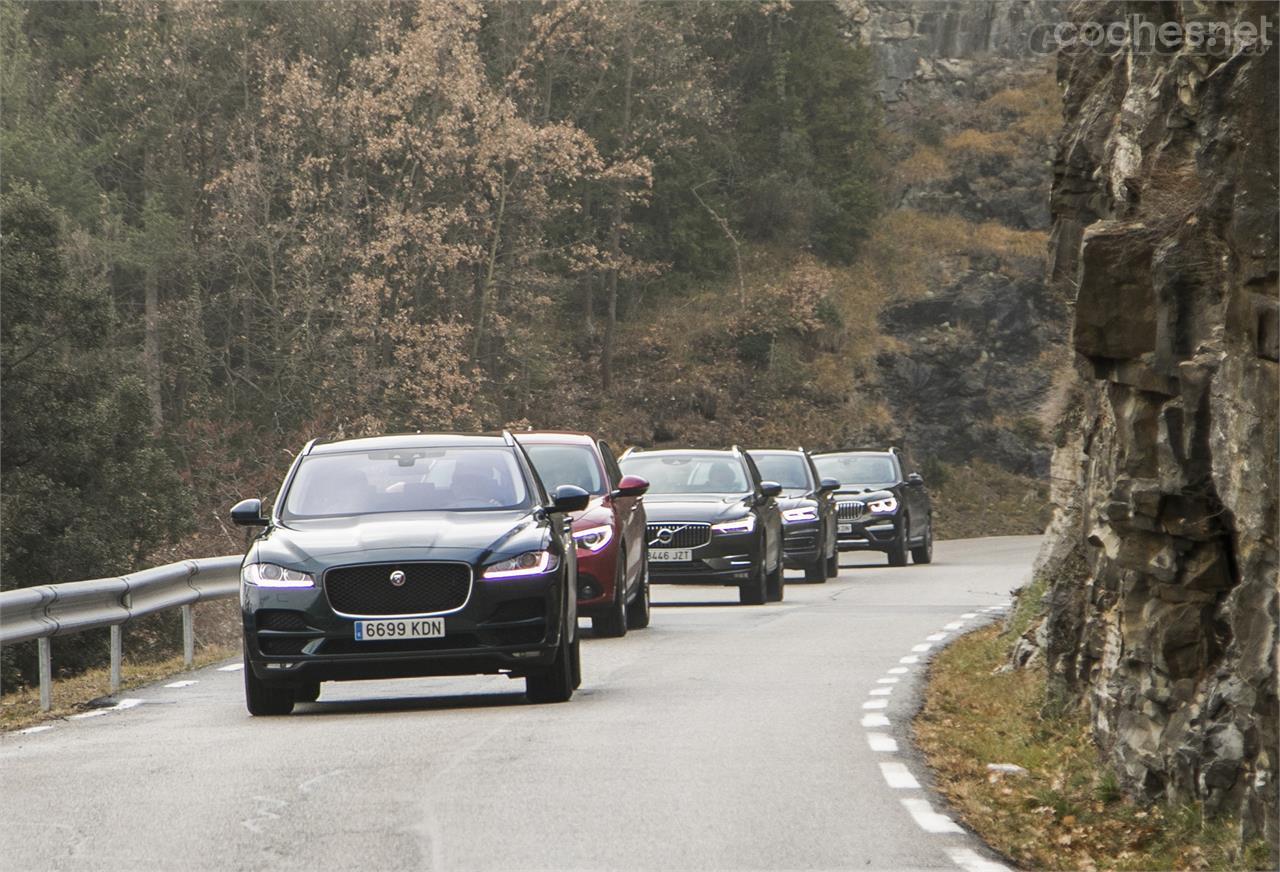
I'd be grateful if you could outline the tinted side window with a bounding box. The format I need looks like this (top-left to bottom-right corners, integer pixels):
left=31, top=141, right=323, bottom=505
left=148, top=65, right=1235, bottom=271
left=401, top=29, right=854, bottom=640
left=598, top=441, right=622, bottom=488
left=741, top=453, right=763, bottom=489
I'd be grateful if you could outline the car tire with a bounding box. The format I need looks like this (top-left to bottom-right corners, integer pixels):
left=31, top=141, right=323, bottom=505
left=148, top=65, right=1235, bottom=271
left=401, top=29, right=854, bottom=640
left=911, top=521, right=934, bottom=564
left=526, top=624, right=577, bottom=703
left=294, top=681, right=321, bottom=703
left=804, top=556, right=825, bottom=582
left=625, top=554, right=651, bottom=630
left=887, top=528, right=910, bottom=567
left=766, top=557, right=785, bottom=601
left=592, top=552, right=628, bottom=638
left=243, top=643, right=294, bottom=716
left=739, top=560, right=767, bottom=605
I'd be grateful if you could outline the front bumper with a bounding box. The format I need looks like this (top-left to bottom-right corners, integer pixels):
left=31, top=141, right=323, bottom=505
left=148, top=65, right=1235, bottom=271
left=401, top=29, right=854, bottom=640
left=241, top=570, right=567, bottom=682
left=781, top=520, right=822, bottom=567
left=575, top=545, right=620, bottom=617
left=647, top=530, right=760, bottom=586
left=835, top=516, right=901, bottom=552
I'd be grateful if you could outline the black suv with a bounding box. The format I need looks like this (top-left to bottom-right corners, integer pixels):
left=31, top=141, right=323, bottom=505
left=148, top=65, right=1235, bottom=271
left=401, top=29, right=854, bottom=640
left=747, top=448, right=840, bottom=581
left=618, top=447, right=785, bottom=604
left=230, top=432, right=589, bottom=715
left=811, top=448, right=933, bottom=567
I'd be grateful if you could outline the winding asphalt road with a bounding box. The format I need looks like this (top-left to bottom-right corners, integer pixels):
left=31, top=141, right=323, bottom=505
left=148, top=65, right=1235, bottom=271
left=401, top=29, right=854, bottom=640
left=1, top=536, right=1038, bottom=872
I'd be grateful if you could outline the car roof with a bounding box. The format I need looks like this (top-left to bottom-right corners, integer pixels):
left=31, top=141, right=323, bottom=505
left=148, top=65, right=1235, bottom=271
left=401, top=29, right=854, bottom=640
left=515, top=431, right=596, bottom=445
left=309, top=433, right=510, bottom=455
left=813, top=449, right=893, bottom=457
left=746, top=448, right=806, bottom=456
left=623, top=448, right=739, bottom=459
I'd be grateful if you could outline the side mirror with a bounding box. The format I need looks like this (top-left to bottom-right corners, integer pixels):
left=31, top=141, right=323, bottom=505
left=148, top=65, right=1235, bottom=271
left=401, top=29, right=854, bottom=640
left=818, top=477, right=840, bottom=493
left=230, top=498, right=268, bottom=527
left=759, top=481, right=783, bottom=499
left=614, top=474, right=649, bottom=498
left=908, top=473, right=924, bottom=487
left=550, top=484, right=590, bottom=514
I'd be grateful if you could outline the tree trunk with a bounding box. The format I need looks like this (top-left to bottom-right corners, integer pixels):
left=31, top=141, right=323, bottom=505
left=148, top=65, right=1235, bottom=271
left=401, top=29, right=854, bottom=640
left=472, top=171, right=510, bottom=365
left=143, top=264, right=163, bottom=431
left=601, top=24, right=634, bottom=393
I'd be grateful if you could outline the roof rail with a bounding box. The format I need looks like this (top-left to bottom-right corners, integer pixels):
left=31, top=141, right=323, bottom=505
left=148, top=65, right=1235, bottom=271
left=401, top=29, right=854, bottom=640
left=619, top=446, right=638, bottom=460
left=302, top=437, right=319, bottom=455
left=501, top=429, right=516, bottom=446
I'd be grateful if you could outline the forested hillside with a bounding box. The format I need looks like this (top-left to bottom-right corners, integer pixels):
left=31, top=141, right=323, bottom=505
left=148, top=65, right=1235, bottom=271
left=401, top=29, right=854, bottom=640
left=1, top=0, right=1060, bottom=612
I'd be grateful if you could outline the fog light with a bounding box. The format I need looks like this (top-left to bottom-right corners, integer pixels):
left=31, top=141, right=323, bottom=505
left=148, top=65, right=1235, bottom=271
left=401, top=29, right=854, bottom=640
left=266, top=662, right=296, bottom=669
left=512, top=651, right=540, bottom=659
left=580, top=582, right=601, bottom=599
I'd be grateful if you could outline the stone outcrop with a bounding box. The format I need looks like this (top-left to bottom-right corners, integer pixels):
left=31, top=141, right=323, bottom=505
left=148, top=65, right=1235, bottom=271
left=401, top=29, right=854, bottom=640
left=846, top=1, right=1069, bottom=476
left=1031, top=0, right=1278, bottom=853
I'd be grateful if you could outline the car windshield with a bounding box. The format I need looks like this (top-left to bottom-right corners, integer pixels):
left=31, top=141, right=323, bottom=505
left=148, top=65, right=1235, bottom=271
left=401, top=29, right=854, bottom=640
left=813, top=454, right=897, bottom=488
left=522, top=443, right=607, bottom=496
left=619, top=455, right=749, bottom=495
left=282, top=447, right=530, bottom=518
left=750, top=454, right=810, bottom=490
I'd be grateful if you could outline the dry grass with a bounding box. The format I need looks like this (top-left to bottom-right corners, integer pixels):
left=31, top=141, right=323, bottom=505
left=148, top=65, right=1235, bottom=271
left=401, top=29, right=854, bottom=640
left=930, top=460, right=1052, bottom=540
left=1, top=642, right=237, bottom=732
left=915, top=611, right=1274, bottom=871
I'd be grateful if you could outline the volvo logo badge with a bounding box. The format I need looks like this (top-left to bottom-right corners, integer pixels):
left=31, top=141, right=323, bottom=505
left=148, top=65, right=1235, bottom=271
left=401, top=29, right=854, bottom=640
left=657, top=528, right=675, bottom=544
left=389, top=570, right=406, bottom=587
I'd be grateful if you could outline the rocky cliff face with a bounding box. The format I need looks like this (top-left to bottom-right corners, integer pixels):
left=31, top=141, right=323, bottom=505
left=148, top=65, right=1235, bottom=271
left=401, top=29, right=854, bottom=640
left=846, top=0, right=1068, bottom=478
left=1032, top=0, right=1278, bottom=852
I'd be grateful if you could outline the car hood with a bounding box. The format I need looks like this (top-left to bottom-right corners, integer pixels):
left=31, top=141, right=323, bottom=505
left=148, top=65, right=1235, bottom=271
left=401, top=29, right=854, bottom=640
left=775, top=493, right=817, bottom=511
left=569, top=496, right=614, bottom=532
left=833, top=488, right=895, bottom=502
left=251, top=510, right=546, bottom=571
left=642, top=494, right=755, bottom=524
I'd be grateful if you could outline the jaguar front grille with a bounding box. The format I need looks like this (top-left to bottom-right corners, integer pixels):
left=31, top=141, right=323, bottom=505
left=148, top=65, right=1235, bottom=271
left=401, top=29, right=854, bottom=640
left=324, top=562, right=472, bottom=617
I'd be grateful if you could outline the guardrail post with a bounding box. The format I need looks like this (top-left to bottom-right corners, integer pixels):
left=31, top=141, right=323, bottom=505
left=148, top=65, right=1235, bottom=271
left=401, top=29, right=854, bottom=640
left=181, top=604, right=194, bottom=668
left=38, top=637, right=51, bottom=712
left=110, top=624, right=122, bottom=694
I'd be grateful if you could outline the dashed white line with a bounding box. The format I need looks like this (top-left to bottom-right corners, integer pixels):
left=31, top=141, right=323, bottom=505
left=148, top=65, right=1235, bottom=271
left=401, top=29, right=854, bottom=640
left=925, top=632, right=947, bottom=641
left=960, top=612, right=978, bottom=619
left=900, top=797, right=963, bottom=834
left=16, top=725, right=53, bottom=735
left=911, top=643, right=933, bottom=652
left=862, top=698, right=888, bottom=710
left=898, top=655, right=920, bottom=664
left=68, top=710, right=106, bottom=720
left=945, top=847, right=1011, bottom=872
left=866, top=732, right=898, bottom=752
left=887, top=666, right=909, bottom=674
left=944, top=621, right=965, bottom=630
left=165, top=680, right=198, bottom=689
left=869, top=686, right=893, bottom=696
left=861, top=713, right=891, bottom=728
left=218, top=663, right=245, bottom=672
left=877, top=677, right=900, bottom=684
left=879, top=761, right=921, bottom=789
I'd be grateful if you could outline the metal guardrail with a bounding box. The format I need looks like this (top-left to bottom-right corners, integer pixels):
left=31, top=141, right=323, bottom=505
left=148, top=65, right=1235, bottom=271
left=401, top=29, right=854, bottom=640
left=0, top=556, right=242, bottom=711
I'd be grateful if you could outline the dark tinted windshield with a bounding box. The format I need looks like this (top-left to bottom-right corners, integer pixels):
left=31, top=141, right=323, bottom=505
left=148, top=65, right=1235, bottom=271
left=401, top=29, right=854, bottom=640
left=750, top=454, right=810, bottom=490
left=813, top=454, right=897, bottom=487
left=523, top=443, right=607, bottom=496
left=619, top=455, right=749, bottom=495
left=282, top=447, right=530, bottom=518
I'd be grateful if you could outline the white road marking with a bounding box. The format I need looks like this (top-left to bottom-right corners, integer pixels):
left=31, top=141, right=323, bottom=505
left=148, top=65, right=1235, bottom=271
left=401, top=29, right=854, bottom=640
left=112, top=698, right=143, bottom=711
left=877, top=677, right=900, bottom=684
left=900, top=797, right=963, bottom=834
left=218, top=663, right=245, bottom=672
left=911, top=643, right=932, bottom=652
left=925, top=632, right=947, bottom=641
left=888, top=666, right=909, bottom=674
left=866, top=733, right=898, bottom=752
left=945, top=847, right=1012, bottom=872
left=899, top=655, right=920, bottom=664
left=17, top=725, right=53, bottom=735
left=879, top=761, right=921, bottom=789
left=961, top=613, right=978, bottom=619
left=869, top=686, right=893, bottom=696
left=862, top=698, right=888, bottom=710
left=861, top=713, right=890, bottom=728
left=165, top=680, right=198, bottom=689
left=68, top=710, right=106, bottom=720
left=67, top=698, right=142, bottom=720
left=944, top=621, right=965, bottom=630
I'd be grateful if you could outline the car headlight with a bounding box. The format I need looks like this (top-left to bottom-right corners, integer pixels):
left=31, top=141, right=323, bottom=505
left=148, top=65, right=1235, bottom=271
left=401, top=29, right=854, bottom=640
left=782, top=507, right=819, bottom=524
left=241, top=563, right=315, bottom=588
left=712, top=514, right=756, bottom=535
left=572, top=524, right=613, bottom=553
left=483, top=550, right=560, bottom=579
left=868, top=496, right=898, bottom=514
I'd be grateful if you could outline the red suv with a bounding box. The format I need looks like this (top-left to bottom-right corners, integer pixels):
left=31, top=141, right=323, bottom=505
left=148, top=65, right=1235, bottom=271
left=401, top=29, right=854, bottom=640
left=517, top=433, right=651, bottom=637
